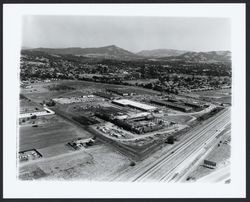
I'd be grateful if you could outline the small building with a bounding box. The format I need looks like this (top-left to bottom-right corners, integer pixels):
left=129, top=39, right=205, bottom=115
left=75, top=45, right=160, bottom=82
left=19, top=149, right=42, bottom=162
left=203, top=160, right=217, bottom=169
left=68, top=138, right=95, bottom=150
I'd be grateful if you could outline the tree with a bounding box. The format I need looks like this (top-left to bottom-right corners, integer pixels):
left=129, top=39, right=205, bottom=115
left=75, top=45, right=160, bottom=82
left=31, top=115, right=37, bottom=119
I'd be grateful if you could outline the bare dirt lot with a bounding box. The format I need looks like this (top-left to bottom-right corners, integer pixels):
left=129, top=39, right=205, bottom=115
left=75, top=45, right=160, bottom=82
left=19, top=144, right=131, bottom=181
left=163, top=115, right=194, bottom=124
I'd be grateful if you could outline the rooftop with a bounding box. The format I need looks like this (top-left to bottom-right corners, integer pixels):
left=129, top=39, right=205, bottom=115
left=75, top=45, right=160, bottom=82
left=113, top=99, right=157, bottom=111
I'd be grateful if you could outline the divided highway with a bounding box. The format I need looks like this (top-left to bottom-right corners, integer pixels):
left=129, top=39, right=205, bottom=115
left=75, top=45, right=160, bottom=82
left=113, top=107, right=230, bottom=182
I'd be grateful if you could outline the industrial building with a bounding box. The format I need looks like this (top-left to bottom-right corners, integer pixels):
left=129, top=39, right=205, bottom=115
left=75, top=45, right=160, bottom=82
left=112, top=99, right=157, bottom=112
left=95, top=108, right=168, bottom=134
left=19, top=107, right=55, bottom=119
left=19, top=149, right=42, bottom=162
left=114, top=117, right=167, bottom=134
left=151, top=100, right=192, bottom=112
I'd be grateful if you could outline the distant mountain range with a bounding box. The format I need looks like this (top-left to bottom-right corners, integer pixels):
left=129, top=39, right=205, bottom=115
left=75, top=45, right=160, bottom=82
left=23, top=45, right=231, bottom=63
left=25, top=45, right=141, bottom=60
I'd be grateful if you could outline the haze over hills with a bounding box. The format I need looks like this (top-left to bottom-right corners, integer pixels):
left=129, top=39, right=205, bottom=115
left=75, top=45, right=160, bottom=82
left=159, top=51, right=231, bottom=63
left=23, top=45, right=231, bottom=63
left=137, top=49, right=188, bottom=58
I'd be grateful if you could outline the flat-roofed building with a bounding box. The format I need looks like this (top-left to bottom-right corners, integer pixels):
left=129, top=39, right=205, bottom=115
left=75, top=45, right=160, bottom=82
left=19, top=107, right=55, bottom=119
left=112, top=99, right=157, bottom=112
left=151, top=100, right=192, bottom=112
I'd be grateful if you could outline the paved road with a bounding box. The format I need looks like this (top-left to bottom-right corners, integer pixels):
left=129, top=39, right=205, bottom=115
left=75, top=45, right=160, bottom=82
left=112, top=107, right=230, bottom=182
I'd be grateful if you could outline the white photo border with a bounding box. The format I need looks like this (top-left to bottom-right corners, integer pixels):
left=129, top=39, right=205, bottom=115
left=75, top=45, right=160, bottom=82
left=3, top=3, right=246, bottom=198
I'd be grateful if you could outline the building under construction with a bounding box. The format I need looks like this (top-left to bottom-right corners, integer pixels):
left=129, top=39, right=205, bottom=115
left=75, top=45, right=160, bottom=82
left=95, top=109, right=169, bottom=134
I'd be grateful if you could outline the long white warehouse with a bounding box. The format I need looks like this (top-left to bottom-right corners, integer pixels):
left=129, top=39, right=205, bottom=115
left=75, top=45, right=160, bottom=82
left=19, top=107, right=55, bottom=119
left=112, top=99, right=157, bottom=112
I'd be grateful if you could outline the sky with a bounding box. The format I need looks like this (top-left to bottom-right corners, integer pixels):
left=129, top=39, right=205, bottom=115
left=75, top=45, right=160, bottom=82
left=22, top=16, right=231, bottom=53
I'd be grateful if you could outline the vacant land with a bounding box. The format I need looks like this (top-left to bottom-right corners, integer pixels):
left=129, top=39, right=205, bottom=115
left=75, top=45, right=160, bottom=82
left=19, top=115, right=92, bottom=151
left=192, top=89, right=231, bottom=104
left=22, top=80, right=160, bottom=105
left=163, top=115, right=194, bottom=124
left=20, top=95, right=44, bottom=114
left=19, top=144, right=131, bottom=181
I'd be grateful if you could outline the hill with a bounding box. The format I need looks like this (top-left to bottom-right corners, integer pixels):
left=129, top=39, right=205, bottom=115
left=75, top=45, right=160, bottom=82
left=25, top=45, right=143, bottom=60
left=23, top=45, right=231, bottom=63
left=159, top=51, right=231, bottom=63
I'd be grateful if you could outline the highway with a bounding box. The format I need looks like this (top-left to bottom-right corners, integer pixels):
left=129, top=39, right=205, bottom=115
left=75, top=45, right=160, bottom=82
left=112, top=107, right=230, bottom=182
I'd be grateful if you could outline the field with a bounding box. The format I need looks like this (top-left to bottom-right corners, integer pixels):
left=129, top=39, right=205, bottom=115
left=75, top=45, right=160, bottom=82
left=21, top=80, right=160, bottom=104
left=191, top=88, right=231, bottom=104
left=19, top=144, right=131, bottom=181
left=20, top=95, right=44, bottom=114
left=19, top=115, right=92, bottom=151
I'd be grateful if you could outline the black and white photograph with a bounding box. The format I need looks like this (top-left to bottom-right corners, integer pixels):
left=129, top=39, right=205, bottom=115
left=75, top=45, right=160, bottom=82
left=3, top=3, right=246, bottom=198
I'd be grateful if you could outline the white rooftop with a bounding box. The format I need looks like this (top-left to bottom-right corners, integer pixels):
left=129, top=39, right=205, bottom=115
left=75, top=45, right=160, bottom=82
left=113, top=99, right=157, bottom=111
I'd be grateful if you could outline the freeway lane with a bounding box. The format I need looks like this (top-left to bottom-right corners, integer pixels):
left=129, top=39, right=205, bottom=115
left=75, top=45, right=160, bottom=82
left=161, top=116, right=230, bottom=182
left=136, top=110, right=230, bottom=182
left=113, top=107, right=230, bottom=182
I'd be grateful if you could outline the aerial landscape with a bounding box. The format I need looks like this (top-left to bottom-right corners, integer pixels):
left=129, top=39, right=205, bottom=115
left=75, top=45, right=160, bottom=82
left=18, top=16, right=231, bottom=183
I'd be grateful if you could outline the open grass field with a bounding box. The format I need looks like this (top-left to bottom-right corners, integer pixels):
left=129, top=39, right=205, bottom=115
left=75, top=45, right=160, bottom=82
left=19, top=116, right=92, bottom=151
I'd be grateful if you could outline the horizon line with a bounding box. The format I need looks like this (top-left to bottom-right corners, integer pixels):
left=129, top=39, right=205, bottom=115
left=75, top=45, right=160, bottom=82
left=21, top=45, right=231, bottom=53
